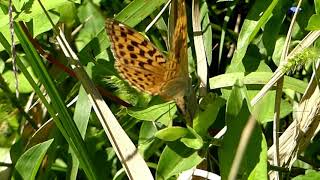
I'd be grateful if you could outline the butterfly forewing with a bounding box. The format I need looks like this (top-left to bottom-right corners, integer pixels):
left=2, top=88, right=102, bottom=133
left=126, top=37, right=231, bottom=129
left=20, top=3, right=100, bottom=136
left=159, top=0, right=189, bottom=100
left=169, top=0, right=188, bottom=77
left=106, top=0, right=189, bottom=101
left=106, top=19, right=177, bottom=95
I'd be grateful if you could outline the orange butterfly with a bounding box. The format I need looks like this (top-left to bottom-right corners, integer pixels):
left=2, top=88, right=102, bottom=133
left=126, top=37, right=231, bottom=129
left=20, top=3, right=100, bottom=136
left=106, top=0, right=194, bottom=120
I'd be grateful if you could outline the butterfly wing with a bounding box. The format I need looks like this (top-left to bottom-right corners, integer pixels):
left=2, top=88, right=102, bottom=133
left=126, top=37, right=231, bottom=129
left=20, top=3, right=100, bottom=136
left=159, top=0, right=190, bottom=99
left=106, top=19, right=171, bottom=95
left=168, top=0, right=188, bottom=75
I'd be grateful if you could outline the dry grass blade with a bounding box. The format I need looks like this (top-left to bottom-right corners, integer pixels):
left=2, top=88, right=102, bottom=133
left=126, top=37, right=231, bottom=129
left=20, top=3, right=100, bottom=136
left=250, top=30, right=320, bottom=106
left=192, top=0, right=208, bottom=97
left=268, top=60, right=320, bottom=179
left=56, top=29, right=154, bottom=180
left=271, top=2, right=302, bottom=178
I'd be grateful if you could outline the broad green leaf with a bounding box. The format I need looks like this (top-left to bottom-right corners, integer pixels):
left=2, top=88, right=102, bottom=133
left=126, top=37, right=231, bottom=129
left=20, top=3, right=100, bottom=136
left=15, top=139, right=54, bottom=180
left=228, top=0, right=279, bottom=72
left=253, top=94, right=292, bottom=123
left=58, top=1, right=77, bottom=27
left=219, top=81, right=267, bottom=179
left=31, top=11, right=60, bottom=37
left=306, top=14, right=320, bottom=30
left=75, top=2, right=105, bottom=50
left=210, top=72, right=308, bottom=94
left=2, top=68, right=34, bottom=93
left=180, top=127, right=203, bottom=150
left=155, top=127, right=189, bottom=141
left=292, top=170, right=320, bottom=180
left=12, top=0, right=28, bottom=12
left=138, top=121, right=163, bottom=159
left=127, top=101, right=177, bottom=125
left=263, top=1, right=291, bottom=64
left=15, top=0, right=68, bottom=22
left=272, top=37, right=286, bottom=66
left=156, top=143, right=203, bottom=179
left=193, top=93, right=226, bottom=137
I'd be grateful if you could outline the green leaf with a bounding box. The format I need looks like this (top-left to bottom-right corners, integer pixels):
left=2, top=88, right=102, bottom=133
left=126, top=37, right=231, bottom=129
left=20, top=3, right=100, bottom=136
left=292, top=170, right=320, bottom=180
left=75, top=1, right=105, bottom=51
left=180, top=127, right=203, bottom=150
left=316, top=0, right=320, bottom=14
left=306, top=14, right=320, bottom=30
left=69, top=63, right=93, bottom=179
left=252, top=93, right=292, bottom=123
left=15, top=139, right=54, bottom=180
left=2, top=67, right=34, bottom=93
left=127, top=101, right=177, bottom=125
left=138, top=121, right=163, bottom=159
left=263, top=1, right=290, bottom=64
left=0, top=58, right=4, bottom=73
left=156, top=143, right=203, bottom=179
left=31, top=11, right=60, bottom=37
left=155, top=127, right=189, bottom=141
left=155, top=127, right=203, bottom=150
left=13, top=22, right=98, bottom=179
left=193, top=93, right=226, bottom=137
left=57, top=1, right=77, bottom=27
left=15, top=0, right=68, bottom=22
left=12, top=0, right=28, bottom=12
left=200, top=0, right=212, bottom=65
left=115, top=0, right=167, bottom=27
left=228, top=0, right=279, bottom=72
left=209, top=72, right=308, bottom=94
left=219, top=81, right=267, bottom=179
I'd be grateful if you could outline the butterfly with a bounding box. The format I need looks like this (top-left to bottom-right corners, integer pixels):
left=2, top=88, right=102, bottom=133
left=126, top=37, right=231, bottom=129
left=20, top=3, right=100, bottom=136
left=105, top=0, right=193, bottom=119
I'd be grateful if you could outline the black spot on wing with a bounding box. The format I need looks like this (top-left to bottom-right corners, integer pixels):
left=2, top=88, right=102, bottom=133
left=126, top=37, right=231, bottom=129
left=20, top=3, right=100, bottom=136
left=147, top=59, right=153, bottom=65
left=127, top=45, right=134, bottom=51
left=130, top=53, right=138, bottom=59
left=119, top=51, right=126, bottom=56
left=138, top=62, right=144, bottom=68
left=120, top=31, right=126, bottom=38
left=131, top=40, right=138, bottom=46
left=118, top=44, right=124, bottom=49
left=127, top=29, right=134, bottom=35
left=139, top=49, right=145, bottom=56
left=148, top=48, right=156, bottom=57
left=141, top=40, right=148, bottom=47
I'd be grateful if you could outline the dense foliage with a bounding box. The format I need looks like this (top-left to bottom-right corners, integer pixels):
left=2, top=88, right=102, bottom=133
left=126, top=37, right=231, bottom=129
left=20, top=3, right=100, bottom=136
left=0, top=0, right=320, bottom=179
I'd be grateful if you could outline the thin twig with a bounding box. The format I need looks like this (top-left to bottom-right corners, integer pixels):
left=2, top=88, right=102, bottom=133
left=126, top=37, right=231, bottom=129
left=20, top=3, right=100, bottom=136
left=8, top=0, right=19, bottom=98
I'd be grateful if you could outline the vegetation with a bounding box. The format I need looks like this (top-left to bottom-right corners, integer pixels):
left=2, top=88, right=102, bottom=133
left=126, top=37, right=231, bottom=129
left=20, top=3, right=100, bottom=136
left=0, top=0, right=319, bottom=179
